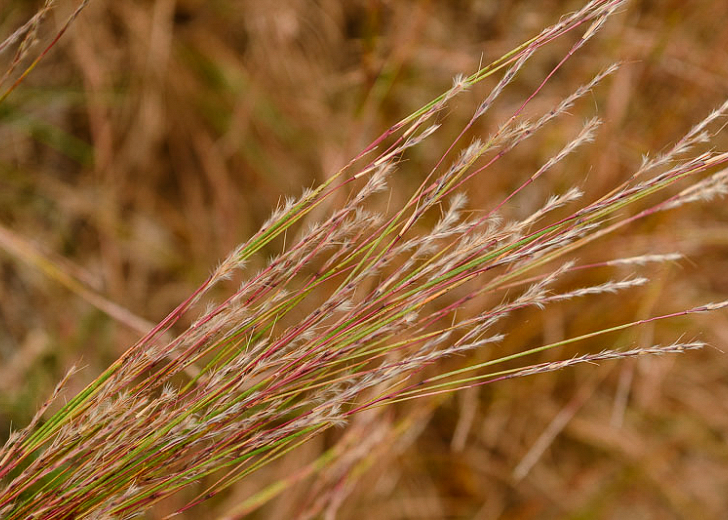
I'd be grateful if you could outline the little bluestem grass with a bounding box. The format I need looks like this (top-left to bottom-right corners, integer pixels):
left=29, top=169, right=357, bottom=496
left=1, top=1, right=727, bottom=518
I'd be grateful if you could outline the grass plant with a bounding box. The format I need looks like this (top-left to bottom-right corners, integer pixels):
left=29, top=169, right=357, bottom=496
left=1, top=0, right=727, bottom=518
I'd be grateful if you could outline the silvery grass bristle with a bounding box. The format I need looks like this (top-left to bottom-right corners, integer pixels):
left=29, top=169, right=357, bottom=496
left=1, top=1, right=728, bottom=518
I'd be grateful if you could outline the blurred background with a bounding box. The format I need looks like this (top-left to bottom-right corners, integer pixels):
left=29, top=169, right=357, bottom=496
left=1, top=0, right=728, bottom=518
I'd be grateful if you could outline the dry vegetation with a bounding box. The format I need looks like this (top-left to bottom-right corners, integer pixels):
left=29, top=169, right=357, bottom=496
left=1, top=1, right=728, bottom=518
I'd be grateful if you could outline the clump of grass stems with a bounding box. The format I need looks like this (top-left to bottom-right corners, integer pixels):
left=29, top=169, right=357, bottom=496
left=1, top=0, right=728, bottom=517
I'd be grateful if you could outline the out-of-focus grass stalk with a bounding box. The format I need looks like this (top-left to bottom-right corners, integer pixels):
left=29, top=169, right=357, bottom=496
left=1, top=1, right=727, bottom=518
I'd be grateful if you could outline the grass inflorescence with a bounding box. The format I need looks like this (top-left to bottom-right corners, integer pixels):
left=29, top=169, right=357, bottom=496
left=1, top=0, right=727, bottom=518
